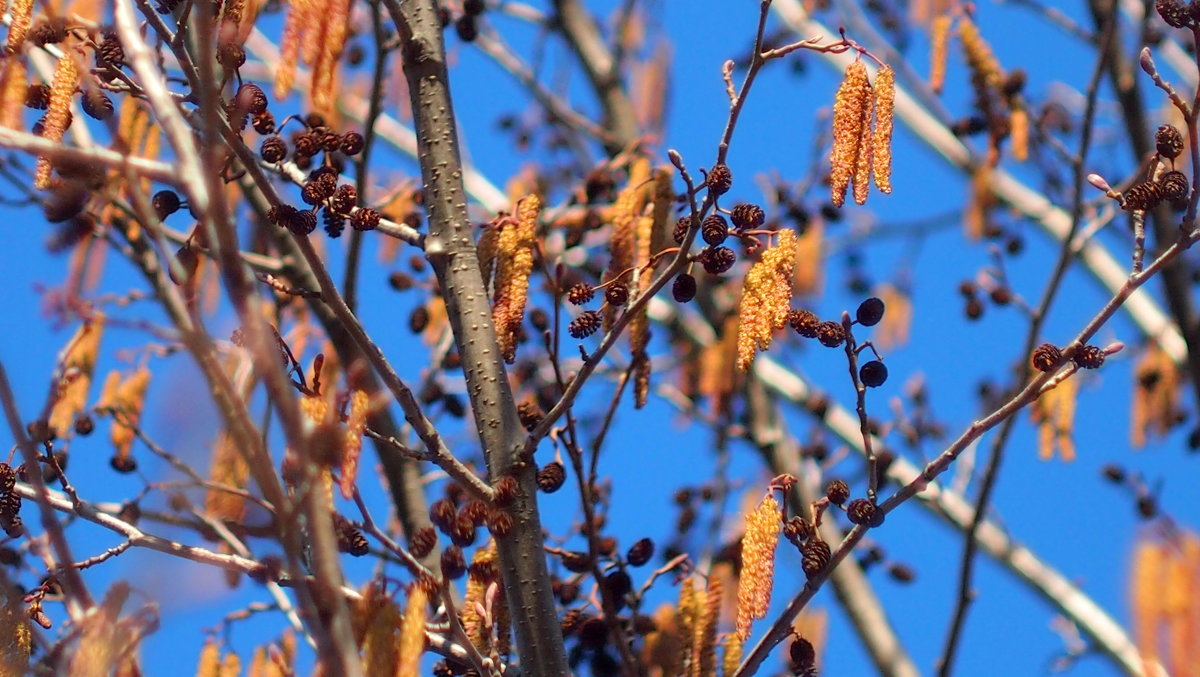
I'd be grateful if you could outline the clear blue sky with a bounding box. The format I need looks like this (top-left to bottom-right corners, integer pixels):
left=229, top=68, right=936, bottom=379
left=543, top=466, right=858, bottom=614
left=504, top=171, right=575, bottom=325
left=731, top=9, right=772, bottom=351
left=0, top=1, right=1195, bottom=675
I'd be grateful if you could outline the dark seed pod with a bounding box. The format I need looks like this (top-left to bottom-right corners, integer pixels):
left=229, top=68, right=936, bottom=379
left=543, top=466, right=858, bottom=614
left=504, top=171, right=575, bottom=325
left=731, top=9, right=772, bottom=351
left=887, top=562, right=916, bottom=583
left=450, top=513, right=477, bottom=547
left=0, top=465, right=14, bottom=495
left=1031, top=343, right=1063, bottom=372
left=350, top=207, right=381, bottom=231
left=825, top=479, right=850, bottom=505
left=790, top=637, right=816, bottom=674
left=1073, top=344, right=1106, bottom=369
left=801, top=538, right=831, bottom=578
left=815, top=321, right=846, bottom=348
left=517, top=401, right=543, bottom=432
left=604, top=282, right=629, bottom=306
left=317, top=129, right=342, bottom=152
left=455, top=15, right=479, bottom=41
left=109, top=455, right=137, bottom=474
left=301, top=177, right=336, bottom=205
left=24, top=84, right=50, bottom=110
left=855, top=297, right=885, bottom=326
left=330, top=184, right=356, bottom=215
left=673, top=215, right=694, bottom=244
left=73, top=414, right=94, bottom=436
left=486, top=509, right=513, bottom=537
left=783, top=515, right=811, bottom=546
left=409, top=526, right=437, bottom=559
left=859, top=360, right=888, bottom=387
left=340, top=131, right=365, bottom=155
left=569, top=311, right=602, bottom=339
left=789, top=309, right=820, bottom=338
left=409, top=305, right=430, bottom=334
left=252, top=110, right=276, bottom=135
left=566, top=283, right=595, bottom=305
left=603, top=571, right=632, bottom=607
left=846, top=498, right=883, bottom=527
left=626, top=538, right=655, bottom=566
left=429, top=497, right=456, bottom=532
left=1156, top=124, right=1185, bottom=159
left=730, top=203, right=765, bottom=229
left=293, top=132, right=320, bottom=158
left=1157, top=0, right=1192, bottom=28
left=152, top=190, right=182, bottom=220
left=463, top=0, right=486, bottom=15
left=1122, top=181, right=1164, bottom=211
left=536, top=461, right=566, bottom=493
left=964, top=296, right=985, bottom=320
left=701, top=246, right=736, bottom=275
left=560, top=550, right=592, bottom=573
left=493, top=474, right=519, bottom=505
left=322, top=209, right=345, bottom=238
left=217, top=41, right=247, bottom=70
left=701, top=214, right=729, bottom=246
left=236, top=83, right=269, bottom=115
left=1159, top=170, right=1189, bottom=205
left=468, top=556, right=499, bottom=583
left=29, top=19, right=67, bottom=46
left=1101, top=464, right=1127, bottom=484
left=440, top=546, right=467, bottom=579
left=292, top=209, right=317, bottom=235
left=97, top=32, right=126, bottom=68
left=672, top=273, right=697, bottom=303
left=706, top=163, right=733, bottom=195
left=333, top=513, right=369, bottom=556
left=81, top=91, right=114, bottom=121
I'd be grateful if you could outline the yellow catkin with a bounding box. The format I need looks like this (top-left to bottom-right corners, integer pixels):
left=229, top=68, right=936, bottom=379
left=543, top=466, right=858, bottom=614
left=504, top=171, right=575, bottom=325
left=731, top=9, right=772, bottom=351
left=49, top=316, right=104, bottom=437
left=310, top=0, right=350, bottom=118
left=851, top=70, right=874, bottom=206
left=1132, top=343, right=1180, bottom=448
left=872, top=66, right=895, bottom=194
left=735, top=494, right=781, bottom=639
left=605, top=178, right=639, bottom=329
left=964, top=163, right=994, bottom=241
left=959, top=18, right=1004, bottom=92
left=196, top=640, right=221, bottom=677
left=929, top=14, right=951, bottom=94
left=677, top=576, right=700, bottom=669
left=6, top=0, right=33, bottom=53
left=0, top=576, right=30, bottom=676
left=699, top=315, right=740, bottom=415
left=356, top=586, right=401, bottom=677
left=830, top=61, right=871, bottom=208
left=691, top=579, right=721, bottom=677
left=1031, top=374, right=1078, bottom=461
left=339, top=389, right=369, bottom=499
left=205, top=431, right=249, bottom=524
left=492, top=194, right=539, bottom=363
left=641, top=604, right=683, bottom=677
left=736, top=230, right=798, bottom=371
left=35, top=52, right=78, bottom=190
left=1010, top=105, right=1029, bottom=162
left=70, top=584, right=131, bottom=677
left=397, top=585, right=428, bottom=677
left=108, top=368, right=151, bottom=465
left=873, top=283, right=911, bottom=350
left=1131, top=539, right=1166, bottom=673
left=0, top=58, right=26, bottom=130
left=721, top=634, right=742, bottom=677
left=274, top=0, right=310, bottom=100
left=219, top=653, right=241, bottom=677
left=792, top=220, right=824, bottom=296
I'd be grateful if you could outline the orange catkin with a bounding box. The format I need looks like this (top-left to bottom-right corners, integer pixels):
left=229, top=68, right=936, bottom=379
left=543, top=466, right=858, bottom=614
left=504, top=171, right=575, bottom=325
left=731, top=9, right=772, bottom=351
left=736, top=230, right=798, bottom=371
left=735, top=493, right=781, bottom=639
left=929, top=14, right=951, bottom=94
left=493, top=194, right=540, bottom=363
left=872, top=66, right=896, bottom=194
left=35, top=52, right=78, bottom=190
left=830, top=61, right=871, bottom=207
left=6, top=0, right=33, bottom=53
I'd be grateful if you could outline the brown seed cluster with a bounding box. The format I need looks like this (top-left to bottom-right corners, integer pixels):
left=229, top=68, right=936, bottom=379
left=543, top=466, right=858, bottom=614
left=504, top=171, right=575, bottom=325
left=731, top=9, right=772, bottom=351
left=736, top=230, right=797, bottom=371
left=830, top=61, right=895, bottom=207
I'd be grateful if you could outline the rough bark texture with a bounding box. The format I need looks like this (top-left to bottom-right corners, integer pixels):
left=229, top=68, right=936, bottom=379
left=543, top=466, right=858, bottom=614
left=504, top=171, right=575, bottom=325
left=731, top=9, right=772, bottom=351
left=385, top=0, right=569, bottom=673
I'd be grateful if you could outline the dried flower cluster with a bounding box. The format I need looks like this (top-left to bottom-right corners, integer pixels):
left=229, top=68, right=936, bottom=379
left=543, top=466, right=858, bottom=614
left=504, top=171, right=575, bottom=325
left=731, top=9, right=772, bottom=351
left=830, top=61, right=895, bottom=207
left=736, top=229, right=798, bottom=371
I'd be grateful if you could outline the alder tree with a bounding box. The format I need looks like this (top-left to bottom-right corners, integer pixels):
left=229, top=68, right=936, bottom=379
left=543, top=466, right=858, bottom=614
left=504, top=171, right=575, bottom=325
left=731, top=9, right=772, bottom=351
left=1, top=0, right=1199, bottom=675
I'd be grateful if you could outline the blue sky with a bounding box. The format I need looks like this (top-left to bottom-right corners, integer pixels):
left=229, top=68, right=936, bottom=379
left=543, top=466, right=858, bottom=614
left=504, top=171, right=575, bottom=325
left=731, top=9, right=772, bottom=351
left=1, top=1, right=1196, bottom=675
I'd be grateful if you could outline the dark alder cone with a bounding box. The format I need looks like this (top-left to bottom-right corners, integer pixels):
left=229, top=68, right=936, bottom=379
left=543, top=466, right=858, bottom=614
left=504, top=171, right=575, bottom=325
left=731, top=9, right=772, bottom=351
left=268, top=204, right=296, bottom=229
left=517, top=401, right=543, bottom=431
left=825, top=479, right=850, bottom=505
left=560, top=609, right=586, bottom=636
left=1158, top=0, right=1192, bottom=27
left=579, top=617, right=609, bottom=649
left=301, top=177, right=336, bottom=205
left=340, top=131, right=365, bottom=155
left=237, top=83, right=269, bottom=114
left=252, top=110, right=276, bottom=135
left=468, top=557, right=499, bottom=583
left=790, top=638, right=817, bottom=674
left=81, top=91, right=114, bottom=121
left=584, top=169, right=615, bottom=202
left=333, top=513, right=369, bottom=556
left=560, top=550, right=592, bottom=573
left=964, top=296, right=985, bottom=320
left=409, top=305, right=430, bottom=334
left=801, top=538, right=831, bottom=579
left=322, top=210, right=345, bottom=238
left=846, top=498, right=883, bottom=527
left=815, top=321, right=846, bottom=347
left=887, top=562, right=916, bottom=583
left=1102, top=463, right=1127, bottom=484
left=0, top=465, right=15, bottom=495
left=292, top=209, right=317, bottom=235
left=706, top=163, right=733, bottom=195
left=701, top=246, right=736, bottom=275
left=557, top=579, right=581, bottom=605
left=440, top=546, right=467, bottom=579
left=464, top=0, right=486, bottom=15
left=604, top=282, right=630, bottom=306
left=450, top=513, right=477, bottom=547
left=318, top=129, right=342, bottom=152
left=730, top=203, right=766, bottom=229
left=429, top=497, right=456, bottom=532
left=626, top=537, right=655, bottom=566
left=487, top=509, right=514, bottom=537
left=1156, top=124, right=1185, bottom=159
left=293, top=131, right=320, bottom=158
left=492, top=474, right=519, bottom=505
left=537, top=461, right=566, bottom=493
left=1073, top=344, right=1106, bottom=369
left=110, top=455, right=137, bottom=474
left=859, top=360, right=889, bottom=387
left=672, top=273, right=697, bottom=303
left=1159, top=170, right=1189, bottom=205
left=673, top=215, right=694, bottom=244
left=24, top=84, right=50, bottom=110
left=701, top=213, right=729, bottom=246
left=461, top=500, right=489, bottom=526
left=856, top=297, right=886, bottom=326
left=1122, top=181, right=1164, bottom=211
left=569, top=311, right=602, bottom=339
left=43, top=182, right=88, bottom=223
left=330, top=184, right=356, bottom=215
left=455, top=15, right=479, bottom=41
left=408, top=526, right=437, bottom=559
left=152, top=190, right=182, bottom=220
left=1031, top=343, right=1063, bottom=372
left=29, top=20, right=67, bottom=46
left=604, top=571, right=633, bottom=607
left=388, top=272, right=414, bottom=291
left=566, top=283, right=595, bottom=305
left=97, top=32, right=125, bottom=68
left=783, top=515, right=811, bottom=546
left=73, top=414, right=94, bottom=436
left=350, top=207, right=381, bottom=231
left=216, top=41, right=247, bottom=70
left=789, top=309, right=820, bottom=338
left=530, top=307, right=550, bottom=331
